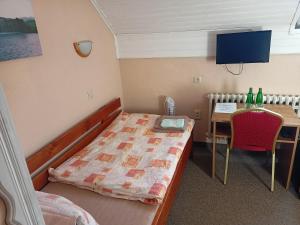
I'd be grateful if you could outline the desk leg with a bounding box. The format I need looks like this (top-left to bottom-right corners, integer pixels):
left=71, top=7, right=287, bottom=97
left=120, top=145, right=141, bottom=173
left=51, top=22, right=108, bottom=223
left=286, top=127, right=299, bottom=189
left=277, top=127, right=299, bottom=189
left=212, top=122, right=216, bottom=178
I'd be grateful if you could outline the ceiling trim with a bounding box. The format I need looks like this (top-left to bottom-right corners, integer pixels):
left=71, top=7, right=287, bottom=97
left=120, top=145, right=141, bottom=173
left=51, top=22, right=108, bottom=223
left=90, top=0, right=115, bottom=34
left=91, top=0, right=300, bottom=58
left=289, top=1, right=300, bottom=34
left=90, top=0, right=119, bottom=57
left=116, top=26, right=300, bottom=59
left=92, top=0, right=298, bottom=35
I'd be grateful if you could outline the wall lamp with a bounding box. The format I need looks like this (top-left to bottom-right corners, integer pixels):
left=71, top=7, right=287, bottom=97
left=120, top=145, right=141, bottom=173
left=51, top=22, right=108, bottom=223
left=73, top=40, right=93, bottom=57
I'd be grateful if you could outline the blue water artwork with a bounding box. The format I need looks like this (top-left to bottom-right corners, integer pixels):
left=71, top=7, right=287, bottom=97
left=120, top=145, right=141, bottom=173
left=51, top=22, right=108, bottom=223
left=0, top=0, right=42, bottom=62
left=0, top=32, right=42, bottom=61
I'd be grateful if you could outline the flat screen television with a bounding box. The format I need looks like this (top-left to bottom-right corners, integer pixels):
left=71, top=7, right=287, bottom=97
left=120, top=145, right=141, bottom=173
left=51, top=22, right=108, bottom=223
left=216, top=30, right=272, bottom=64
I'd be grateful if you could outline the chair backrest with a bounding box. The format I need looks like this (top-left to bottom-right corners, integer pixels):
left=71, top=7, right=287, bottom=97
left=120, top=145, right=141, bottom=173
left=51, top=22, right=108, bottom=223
left=230, top=108, right=283, bottom=152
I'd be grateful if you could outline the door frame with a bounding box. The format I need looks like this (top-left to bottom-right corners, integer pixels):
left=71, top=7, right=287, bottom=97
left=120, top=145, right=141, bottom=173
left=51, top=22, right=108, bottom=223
left=0, top=85, right=45, bottom=225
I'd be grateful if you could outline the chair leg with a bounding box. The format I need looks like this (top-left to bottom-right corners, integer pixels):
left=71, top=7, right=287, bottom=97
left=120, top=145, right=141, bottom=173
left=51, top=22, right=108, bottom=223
left=224, top=146, right=230, bottom=185
left=271, top=151, right=276, bottom=192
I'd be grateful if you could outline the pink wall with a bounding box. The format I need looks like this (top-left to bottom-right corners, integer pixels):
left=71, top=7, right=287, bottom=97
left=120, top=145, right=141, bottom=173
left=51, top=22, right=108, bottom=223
left=120, top=55, right=300, bottom=141
left=1, top=0, right=299, bottom=223
left=0, top=0, right=123, bottom=157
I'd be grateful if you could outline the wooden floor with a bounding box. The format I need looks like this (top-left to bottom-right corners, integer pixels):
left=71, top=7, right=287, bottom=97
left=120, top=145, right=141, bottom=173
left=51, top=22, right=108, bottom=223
left=167, top=144, right=300, bottom=225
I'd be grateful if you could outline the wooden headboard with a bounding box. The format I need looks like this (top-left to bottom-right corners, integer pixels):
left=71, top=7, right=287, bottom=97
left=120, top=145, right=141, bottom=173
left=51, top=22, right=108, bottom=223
left=26, top=98, right=122, bottom=190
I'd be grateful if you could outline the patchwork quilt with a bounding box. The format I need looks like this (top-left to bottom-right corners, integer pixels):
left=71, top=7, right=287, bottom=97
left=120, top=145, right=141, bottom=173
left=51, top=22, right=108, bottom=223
left=49, top=112, right=194, bottom=204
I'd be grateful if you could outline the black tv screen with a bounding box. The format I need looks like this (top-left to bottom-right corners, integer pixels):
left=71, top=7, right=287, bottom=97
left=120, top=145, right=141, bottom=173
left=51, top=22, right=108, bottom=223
left=216, top=30, right=272, bottom=64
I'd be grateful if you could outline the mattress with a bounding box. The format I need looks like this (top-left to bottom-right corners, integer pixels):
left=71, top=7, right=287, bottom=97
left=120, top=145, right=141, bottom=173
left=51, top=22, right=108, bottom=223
left=49, top=112, right=194, bottom=204
left=42, top=182, right=158, bottom=225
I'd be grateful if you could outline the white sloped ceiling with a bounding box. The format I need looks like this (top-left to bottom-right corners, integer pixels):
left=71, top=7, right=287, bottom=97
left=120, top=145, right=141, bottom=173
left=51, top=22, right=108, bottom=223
left=92, top=0, right=300, bottom=58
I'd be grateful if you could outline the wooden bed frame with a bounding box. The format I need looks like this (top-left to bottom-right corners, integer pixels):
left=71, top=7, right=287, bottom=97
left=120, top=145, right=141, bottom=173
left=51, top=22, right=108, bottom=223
left=26, top=98, right=193, bottom=225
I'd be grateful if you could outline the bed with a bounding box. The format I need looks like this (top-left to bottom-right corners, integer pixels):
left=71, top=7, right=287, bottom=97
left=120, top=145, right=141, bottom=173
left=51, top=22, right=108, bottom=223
left=27, top=98, right=194, bottom=225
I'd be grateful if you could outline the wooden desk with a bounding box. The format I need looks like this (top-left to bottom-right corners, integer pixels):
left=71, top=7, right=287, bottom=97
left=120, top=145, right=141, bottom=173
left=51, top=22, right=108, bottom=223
left=211, top=104, right=300, bottom=189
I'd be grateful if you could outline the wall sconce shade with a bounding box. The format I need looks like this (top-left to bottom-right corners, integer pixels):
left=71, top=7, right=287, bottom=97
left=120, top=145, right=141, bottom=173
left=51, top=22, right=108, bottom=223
left=73, top=40, right=93, bottom=57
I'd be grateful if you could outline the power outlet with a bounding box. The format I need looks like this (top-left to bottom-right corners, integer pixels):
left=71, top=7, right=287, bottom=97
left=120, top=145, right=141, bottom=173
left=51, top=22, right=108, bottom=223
left=193, top=76, right=202, bottom=84
left=194, top=109, right=201, bottom=120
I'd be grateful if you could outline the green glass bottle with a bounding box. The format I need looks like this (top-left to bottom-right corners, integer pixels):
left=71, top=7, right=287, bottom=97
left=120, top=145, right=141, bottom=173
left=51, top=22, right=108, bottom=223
left=256, top=88, right=263, bottom=107
left=246, top=87, right=254, bottom=108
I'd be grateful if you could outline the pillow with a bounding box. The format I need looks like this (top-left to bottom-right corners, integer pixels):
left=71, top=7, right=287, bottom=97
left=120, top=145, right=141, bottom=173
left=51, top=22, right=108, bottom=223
left=36, top=191, right=99, bottom=225
left=43, top=211, right=76, bottom=225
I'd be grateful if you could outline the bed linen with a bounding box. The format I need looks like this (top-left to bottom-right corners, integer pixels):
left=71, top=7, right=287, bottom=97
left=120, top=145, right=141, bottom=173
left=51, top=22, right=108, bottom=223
left=43, top=182, right=158, bottom=225
left=49, top=112, right=194, bottom=204
left=37, top=191, right=99, bottom=225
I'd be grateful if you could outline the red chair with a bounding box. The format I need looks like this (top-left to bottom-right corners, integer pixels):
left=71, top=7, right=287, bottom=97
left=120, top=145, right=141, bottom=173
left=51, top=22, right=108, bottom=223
left=224, top=108, right=283, bottom=191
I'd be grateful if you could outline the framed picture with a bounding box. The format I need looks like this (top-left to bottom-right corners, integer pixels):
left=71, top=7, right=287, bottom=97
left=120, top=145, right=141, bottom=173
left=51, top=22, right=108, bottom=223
left=0, top=0, right=42, bottom=62
left=290, top=3, right=300, bottom=34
